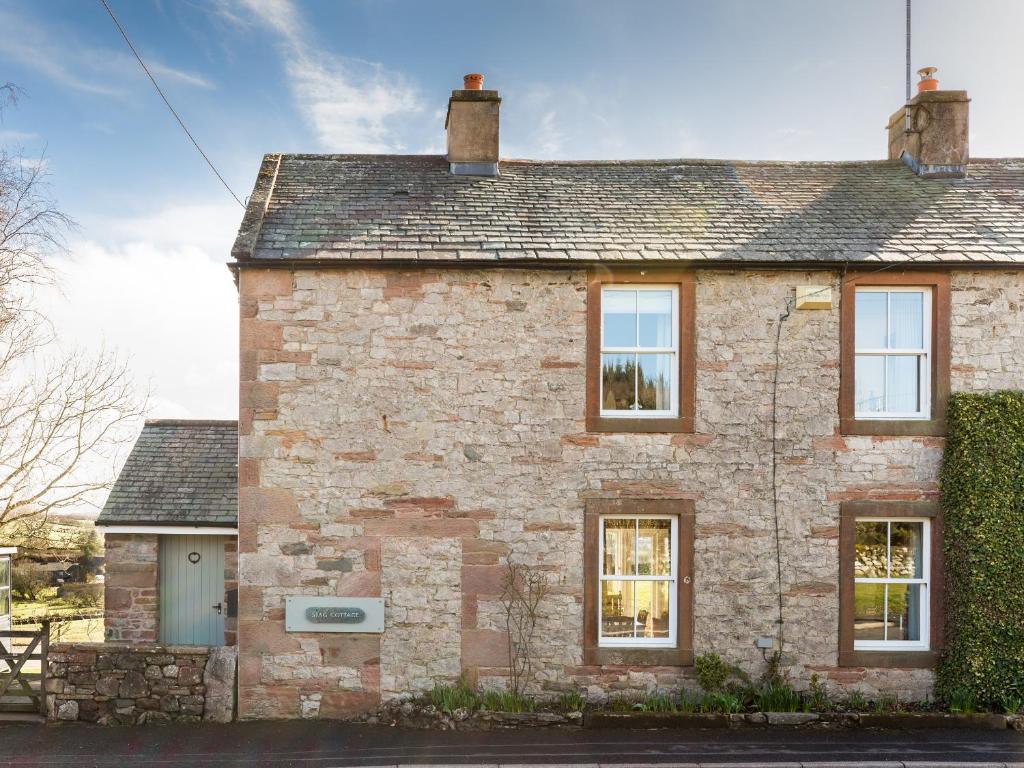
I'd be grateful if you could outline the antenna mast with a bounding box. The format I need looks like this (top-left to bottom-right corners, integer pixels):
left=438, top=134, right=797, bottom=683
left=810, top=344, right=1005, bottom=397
left=905, top=0, right=912, bottom=130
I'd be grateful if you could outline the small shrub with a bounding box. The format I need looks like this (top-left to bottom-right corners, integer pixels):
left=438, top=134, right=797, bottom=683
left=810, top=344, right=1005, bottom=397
left=946, top=688, right=977, bottom=714
left=11, top=562, right=47, bottom=601
left=699, top=692, right=743, bottom=714
left=841, top=691, right=869, bottom=712
left=607, top=694, right=642, bottom=713
left=756, top=682, right=802, bottom=713
left=640, top=693, right=675, bottom=712
left=997, top=694, right=1023, bottom=715
left=430, top=679, right=479, bottom=714
left=480, top=689, right=535, bottom=713
left=806, top=674, right=829, bottom=711
left=694, top=652, right=730, bottom=692
left=676, top=690, right=699, bottom=713
left=871, top=694, right=902, bottom=714
left=556, top=690, right=586, bottom=712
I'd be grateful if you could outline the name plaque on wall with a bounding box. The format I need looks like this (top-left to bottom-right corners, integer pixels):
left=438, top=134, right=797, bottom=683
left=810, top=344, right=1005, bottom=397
left=285, top=597, right=385, bottom=633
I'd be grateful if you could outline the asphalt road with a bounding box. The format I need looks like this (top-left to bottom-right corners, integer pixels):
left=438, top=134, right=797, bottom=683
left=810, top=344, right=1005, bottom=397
left=0, top=721, right=1022, bottom=767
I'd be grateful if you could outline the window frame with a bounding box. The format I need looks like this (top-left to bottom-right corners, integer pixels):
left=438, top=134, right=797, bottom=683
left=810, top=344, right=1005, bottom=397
left=586, top=269, right=696, bottom=434
left=851, top=516, right=931, bottom=652
left=853, top=286, right=932, bottom=420
left=597, top=514, right=678, bottom=649
left=583, top=498, right=694, bottom=666
left=840, top=271, right=950, bottom=437
left=598, top=285, right=680, bottom=419
left=839, top=501, right=943, bottom=668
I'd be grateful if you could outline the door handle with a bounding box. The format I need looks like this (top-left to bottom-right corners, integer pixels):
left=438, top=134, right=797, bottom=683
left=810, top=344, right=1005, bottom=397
left=212, top=602, right=223, bottom=615
left=682, top=576, right=692, bottom=584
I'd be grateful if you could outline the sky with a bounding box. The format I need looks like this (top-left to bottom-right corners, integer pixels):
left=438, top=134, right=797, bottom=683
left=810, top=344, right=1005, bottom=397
left=1, top=0, right=1022, bottom=423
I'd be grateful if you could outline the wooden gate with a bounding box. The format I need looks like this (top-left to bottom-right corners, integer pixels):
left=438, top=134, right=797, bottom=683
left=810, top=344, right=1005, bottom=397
left=0, top=619, right=49, bottom=716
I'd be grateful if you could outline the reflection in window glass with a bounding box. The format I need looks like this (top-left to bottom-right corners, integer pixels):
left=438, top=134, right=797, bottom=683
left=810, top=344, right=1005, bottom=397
left=601, top=354, right=635, bottom=411
left=855, top=291, right=888, bottom=348
left=854, top=582, right=886, bottom=641
left=602, top=290, right=637, bottom=347
left=637, top=354, right=672, bottom=411
left=854, top=521, right=888, bottom=578
left=852, top=519, right=928, bottom=649
left=599, top=287, right=678, bottom=417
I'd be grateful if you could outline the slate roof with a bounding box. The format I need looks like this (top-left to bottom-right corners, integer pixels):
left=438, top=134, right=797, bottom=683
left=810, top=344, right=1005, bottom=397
left=96, top=420, right=237, bottom=528
left=231, top=154, right=1024, bottom=265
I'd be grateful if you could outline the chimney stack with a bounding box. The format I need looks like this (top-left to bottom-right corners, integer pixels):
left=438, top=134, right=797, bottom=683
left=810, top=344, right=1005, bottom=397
left=445, top=73, right=500, bottom=176
left=887, top=67, right=969, bottom=178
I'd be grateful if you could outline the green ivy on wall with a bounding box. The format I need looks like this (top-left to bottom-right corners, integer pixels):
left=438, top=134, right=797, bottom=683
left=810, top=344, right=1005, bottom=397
left=937, top=391, right=1024, bottom=708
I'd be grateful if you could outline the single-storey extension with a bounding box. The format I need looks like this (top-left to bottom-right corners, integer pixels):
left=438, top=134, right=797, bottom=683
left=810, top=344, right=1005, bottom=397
left=96, top=420, right=238, bottom=647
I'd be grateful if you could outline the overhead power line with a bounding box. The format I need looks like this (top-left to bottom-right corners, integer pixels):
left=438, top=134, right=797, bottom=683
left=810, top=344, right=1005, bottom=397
left=99, top=0, right=246, bottom=209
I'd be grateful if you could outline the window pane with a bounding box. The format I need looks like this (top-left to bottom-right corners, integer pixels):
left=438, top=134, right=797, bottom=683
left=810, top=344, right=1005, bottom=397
left=886, top=355, right=920, bottom=413
left=886, top=583, right=923, bottom=642
left=637, top=519, right=672, bottom=576
left=637, top=291, right=673, bottom=348
left=854, top=521, right=889, bottom=577
left=601, top=354, right=635, bottom=411
left=634, top=581, right=671, bottom=639
left=601, top=580, right=635, bottom=638
left=890, top=522, right=925, bottom=579
left=637, top=354, right=673, bottom=411
left=0, top=587, right=8, bottom=616
left=889, top=292, right=924, bottom=348
left=855, top=355, right=885, bottom=413
left=603, top=518, right=636, bottom=576
left=854, top=582, right=886, bottom=641
left=0, top=557, right=8, bottom=584
left=856, top=291, right=887, bottom=349
left=602, top=290, right=637, bottom=347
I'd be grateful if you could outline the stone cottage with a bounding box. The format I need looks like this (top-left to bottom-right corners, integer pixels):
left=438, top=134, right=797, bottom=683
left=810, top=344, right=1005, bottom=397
left=97, top=420, right=238, bottom=647
left=231, top=73, right=1024, bottom=719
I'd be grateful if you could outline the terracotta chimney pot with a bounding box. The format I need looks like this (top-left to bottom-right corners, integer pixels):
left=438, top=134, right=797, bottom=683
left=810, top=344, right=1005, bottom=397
left=463, top=73, right=484, bottom=90
left=917, top=66, right=939, bottom=92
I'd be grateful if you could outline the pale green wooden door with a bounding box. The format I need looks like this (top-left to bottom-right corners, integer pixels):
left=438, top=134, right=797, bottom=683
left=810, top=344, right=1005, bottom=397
left=159, top=535, right=224, bottom=646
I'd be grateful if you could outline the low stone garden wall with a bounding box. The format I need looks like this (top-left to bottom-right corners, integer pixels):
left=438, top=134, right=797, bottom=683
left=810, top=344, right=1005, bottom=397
left=46, top=642, right=236, bottom=725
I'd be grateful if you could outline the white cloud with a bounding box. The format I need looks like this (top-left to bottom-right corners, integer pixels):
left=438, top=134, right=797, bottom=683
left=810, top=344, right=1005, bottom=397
left=0, top=7, right=215, bottom=97
left=0, top=129, right=41, bottom=145
left=222, top=0, right=422, bottom=153
left=286, top=52, right=420, bottom=153
left=37, top=223, right=239, bottom=421
left=81, top=202, right=243, bottom=257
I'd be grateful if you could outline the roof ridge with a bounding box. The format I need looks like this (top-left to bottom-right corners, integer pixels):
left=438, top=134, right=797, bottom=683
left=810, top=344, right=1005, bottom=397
left=144, top=419, right=237, bottom=427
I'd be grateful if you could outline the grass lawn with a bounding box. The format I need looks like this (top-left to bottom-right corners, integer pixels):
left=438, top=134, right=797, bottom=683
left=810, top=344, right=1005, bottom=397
left=12, top=586, right=104, bottom=644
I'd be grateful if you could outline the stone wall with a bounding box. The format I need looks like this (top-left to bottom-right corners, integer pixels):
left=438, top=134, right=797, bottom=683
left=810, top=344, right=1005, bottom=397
left=224, top=537, right=239, bottom=646
left=46, top=643, right=237, bottom=724
left=237, top=266, right=1024, bottom=718
left=104, top=534, right=159, bottom=643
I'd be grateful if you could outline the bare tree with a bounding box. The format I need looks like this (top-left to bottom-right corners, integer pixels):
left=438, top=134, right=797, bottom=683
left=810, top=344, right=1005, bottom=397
left=499, top=556, right=550, bottom=696
left=0, top=87, right=145, bottom=537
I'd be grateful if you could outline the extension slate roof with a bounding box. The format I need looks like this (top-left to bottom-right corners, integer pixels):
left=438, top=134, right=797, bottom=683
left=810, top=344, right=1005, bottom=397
left=231, top=154, right=1024, bottom=265
left=96, top=420, right=237, bottom=528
